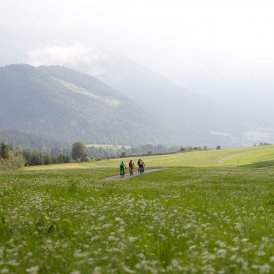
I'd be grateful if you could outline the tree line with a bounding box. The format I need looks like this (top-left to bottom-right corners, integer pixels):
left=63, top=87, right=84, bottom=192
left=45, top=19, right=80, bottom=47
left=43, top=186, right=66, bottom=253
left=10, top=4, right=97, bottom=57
left=22, top=150, right=72, bottom=166
left=0, top=141, right=73, bottom=169
left=0, top=139, right=232, bottom=170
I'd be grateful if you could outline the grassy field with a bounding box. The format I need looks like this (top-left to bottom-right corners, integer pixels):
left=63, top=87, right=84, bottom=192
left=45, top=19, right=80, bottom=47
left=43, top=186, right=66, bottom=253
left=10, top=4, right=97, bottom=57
left=0, top=146, right=274, bottom=273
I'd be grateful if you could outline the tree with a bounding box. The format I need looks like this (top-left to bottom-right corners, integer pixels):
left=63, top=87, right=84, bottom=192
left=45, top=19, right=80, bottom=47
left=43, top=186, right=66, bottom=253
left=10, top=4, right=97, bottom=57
left=0, top=142, right=9, bottom=159
left=120, top=151, right=127, bottom=158
left=71, top=142, right=87, bottom=161
left=216, top=145, right=221, bottom=150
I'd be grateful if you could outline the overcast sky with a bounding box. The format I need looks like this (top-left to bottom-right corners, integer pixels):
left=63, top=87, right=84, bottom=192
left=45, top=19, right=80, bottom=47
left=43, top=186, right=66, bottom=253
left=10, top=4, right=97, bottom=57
left=1, top=0, right=274, bottom=99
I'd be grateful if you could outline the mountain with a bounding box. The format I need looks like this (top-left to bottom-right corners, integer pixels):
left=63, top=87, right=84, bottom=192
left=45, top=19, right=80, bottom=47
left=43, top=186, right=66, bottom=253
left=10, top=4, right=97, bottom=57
left=67, top=51, right=274, bottom=147
left=0, top=64, right=185, bottom=147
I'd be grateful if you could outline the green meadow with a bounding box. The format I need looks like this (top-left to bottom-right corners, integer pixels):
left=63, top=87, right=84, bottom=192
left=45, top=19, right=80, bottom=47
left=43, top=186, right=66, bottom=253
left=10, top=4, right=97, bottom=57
left=1, top=146, right=274, bottom=273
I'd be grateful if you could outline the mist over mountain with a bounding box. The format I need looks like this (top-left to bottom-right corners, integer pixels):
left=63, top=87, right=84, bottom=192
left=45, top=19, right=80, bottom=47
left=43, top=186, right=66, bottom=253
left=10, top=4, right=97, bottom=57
left=169, top=70, right=274, bottom=128
left=1, top=58, right=273, bottom=148
left=1, top=0, right=274, bottom=149
left=0, top=64, right=185, bottom=147
left=52, top=50, right=274, bottom=147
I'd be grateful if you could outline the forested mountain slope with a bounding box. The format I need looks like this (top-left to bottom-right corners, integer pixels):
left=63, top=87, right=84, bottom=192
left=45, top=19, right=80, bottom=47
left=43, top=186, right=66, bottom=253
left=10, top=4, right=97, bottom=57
left=0, top=65, right=184, bottom=146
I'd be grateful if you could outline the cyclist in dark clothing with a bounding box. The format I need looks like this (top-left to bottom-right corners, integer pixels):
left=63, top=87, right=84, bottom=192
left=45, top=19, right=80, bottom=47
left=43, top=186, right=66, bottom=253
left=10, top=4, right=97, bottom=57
left=137, top=159, right=145, bottom=174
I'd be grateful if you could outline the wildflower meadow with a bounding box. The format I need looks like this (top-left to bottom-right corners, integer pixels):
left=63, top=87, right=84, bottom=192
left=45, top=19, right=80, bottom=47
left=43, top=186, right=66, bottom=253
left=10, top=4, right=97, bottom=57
left=0, top=146, right=274, bottom=273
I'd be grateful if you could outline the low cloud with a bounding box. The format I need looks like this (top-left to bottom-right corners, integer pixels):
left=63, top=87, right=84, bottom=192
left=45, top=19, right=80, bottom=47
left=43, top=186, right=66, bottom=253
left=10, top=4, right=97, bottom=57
left=27, top=43, right=108, bottom=67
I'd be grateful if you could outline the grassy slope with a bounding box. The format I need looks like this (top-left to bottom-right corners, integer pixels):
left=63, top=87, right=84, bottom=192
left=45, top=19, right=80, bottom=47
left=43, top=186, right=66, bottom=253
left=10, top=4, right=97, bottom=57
left=0, top=146, right=274, bottom=273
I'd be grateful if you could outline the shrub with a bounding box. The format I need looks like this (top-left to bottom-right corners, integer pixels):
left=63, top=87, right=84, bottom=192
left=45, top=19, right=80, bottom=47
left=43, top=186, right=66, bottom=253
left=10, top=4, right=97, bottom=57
left=0, top=152, right=25, bottom=171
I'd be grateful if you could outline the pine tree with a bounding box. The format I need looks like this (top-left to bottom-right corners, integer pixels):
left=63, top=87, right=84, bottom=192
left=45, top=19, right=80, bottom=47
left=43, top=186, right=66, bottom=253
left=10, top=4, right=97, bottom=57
left=0, top=142, right=9, bottom=159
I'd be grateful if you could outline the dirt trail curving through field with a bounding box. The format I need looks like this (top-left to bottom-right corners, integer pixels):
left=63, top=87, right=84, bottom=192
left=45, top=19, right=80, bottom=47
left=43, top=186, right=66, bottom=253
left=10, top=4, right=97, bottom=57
left=103, top=169, right=162, bottom=181
left=218, top=152, right=248, bottom=164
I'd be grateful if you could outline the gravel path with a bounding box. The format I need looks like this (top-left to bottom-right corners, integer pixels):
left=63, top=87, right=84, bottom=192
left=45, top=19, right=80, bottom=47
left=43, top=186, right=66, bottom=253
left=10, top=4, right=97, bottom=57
left=103, top=169, right=162, bottom=181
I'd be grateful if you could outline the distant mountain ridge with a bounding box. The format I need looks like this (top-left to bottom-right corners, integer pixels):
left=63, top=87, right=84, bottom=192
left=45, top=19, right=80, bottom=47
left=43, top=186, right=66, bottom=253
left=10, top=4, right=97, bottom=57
left=1, top=63, right=272, bottom=148
left=0, top=64, right=185, bottom=146
left=68, top=51, right=274, bottom=147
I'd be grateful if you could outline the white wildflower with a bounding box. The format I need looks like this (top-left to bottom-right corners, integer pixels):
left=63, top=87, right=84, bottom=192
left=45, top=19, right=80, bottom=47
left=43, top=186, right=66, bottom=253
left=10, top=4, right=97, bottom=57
left=92, top=266, right=101, bottom=274
left=26, top=266, right=39, bottom=274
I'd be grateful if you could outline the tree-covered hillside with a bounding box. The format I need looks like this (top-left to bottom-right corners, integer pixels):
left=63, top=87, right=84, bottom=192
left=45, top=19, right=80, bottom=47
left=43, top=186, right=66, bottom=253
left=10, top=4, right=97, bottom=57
left=0, top=65, right=184, bottom=146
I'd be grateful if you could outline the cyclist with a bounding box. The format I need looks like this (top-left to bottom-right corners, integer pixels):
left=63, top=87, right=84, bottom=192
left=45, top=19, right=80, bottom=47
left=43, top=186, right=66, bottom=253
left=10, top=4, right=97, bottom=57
left=129, top=160, right=135, bottom=176
left=137, top=159, right=145, bottom=174
left=120, top=161, right=126, bottom=178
